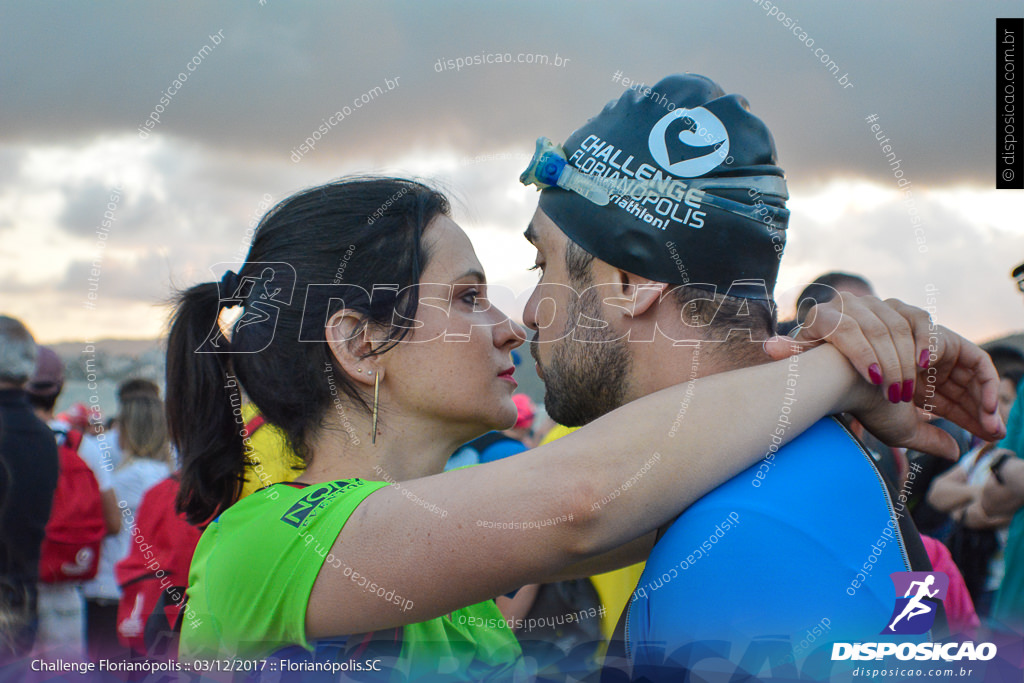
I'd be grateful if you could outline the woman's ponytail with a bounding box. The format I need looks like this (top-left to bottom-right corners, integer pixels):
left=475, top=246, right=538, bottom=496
left=166, top=281, right=245, bottom=525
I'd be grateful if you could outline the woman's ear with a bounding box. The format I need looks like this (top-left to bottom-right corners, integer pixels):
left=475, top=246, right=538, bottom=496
left=325, top=309, right=383, bottom=387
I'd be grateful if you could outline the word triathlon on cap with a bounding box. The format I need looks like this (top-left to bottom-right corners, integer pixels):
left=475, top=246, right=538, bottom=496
left=568, top=134, right=711, bottom=230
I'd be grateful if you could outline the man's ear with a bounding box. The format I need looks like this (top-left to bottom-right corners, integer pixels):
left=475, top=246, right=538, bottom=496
left=615, top=270, right=666, bottom=319
left=325, top=309, right=383, bottom=387
left=588, top=259, right=666, bottom=320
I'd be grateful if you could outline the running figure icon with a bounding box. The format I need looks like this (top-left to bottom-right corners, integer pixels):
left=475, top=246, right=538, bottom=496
left=888, top=574, right=939, bottom=630
left=883, top=571, right=948, bottom=635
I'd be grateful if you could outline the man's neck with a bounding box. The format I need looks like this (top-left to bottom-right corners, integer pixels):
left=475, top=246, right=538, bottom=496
left=624, top=339, right=771, bottom=402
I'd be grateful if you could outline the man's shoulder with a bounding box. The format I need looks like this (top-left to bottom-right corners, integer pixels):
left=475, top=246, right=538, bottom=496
left=0, top=406, right=59, bottom=461
left=694, top=416, right=873, bottom=506
left=657, top=416, right=897, bottom=554
left=479, top=437, right=527, bottom=463
left=0, top=402, right=52, bottom=435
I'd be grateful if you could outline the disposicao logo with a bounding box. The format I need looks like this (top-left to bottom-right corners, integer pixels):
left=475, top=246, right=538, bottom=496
left=831, top=572, right=998, bottom=663
left=883, top=571, right=947, bottom=635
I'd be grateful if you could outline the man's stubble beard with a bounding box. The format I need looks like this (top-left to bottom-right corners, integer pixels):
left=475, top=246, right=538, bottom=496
left=532, top=285, right=632, bottom=427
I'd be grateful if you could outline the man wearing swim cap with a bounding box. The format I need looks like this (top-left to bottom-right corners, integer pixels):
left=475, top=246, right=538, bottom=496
left=519, top=74, right=967, bottom=680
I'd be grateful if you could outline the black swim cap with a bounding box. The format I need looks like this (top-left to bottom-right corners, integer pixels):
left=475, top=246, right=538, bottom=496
left=522, top=74, right=789, bottom=299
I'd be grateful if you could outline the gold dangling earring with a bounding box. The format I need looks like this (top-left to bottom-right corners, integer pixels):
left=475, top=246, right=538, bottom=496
left=371, top=371, right=380, bottom=444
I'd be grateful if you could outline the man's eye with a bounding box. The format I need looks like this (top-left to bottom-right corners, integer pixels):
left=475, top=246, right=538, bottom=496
left=529, top=264, right=544, bottom=276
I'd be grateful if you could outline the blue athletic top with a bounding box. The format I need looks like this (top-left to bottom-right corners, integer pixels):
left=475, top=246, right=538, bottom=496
left=624, top=417, right=932, bottom=680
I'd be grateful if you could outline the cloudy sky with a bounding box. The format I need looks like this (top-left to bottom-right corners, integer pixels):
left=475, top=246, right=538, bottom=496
left=1, top=1, right=1022, bottom=345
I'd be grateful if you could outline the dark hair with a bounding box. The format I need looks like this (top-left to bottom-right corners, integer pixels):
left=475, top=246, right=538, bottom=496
left=796, top=272, right=874, bottom=324
left=26, top=392, right=58, bottom=413
left=166, top=177, right=449, bottom=524
left=670, top=286, right=776, bottom=360
left=1001, top=367, right=1023, bottom=393
left=984, top=344, right=1024, bottom=379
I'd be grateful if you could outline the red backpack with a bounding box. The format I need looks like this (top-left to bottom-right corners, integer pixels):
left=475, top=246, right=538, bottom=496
left=38, top=429, right=106, bottom=582
left=114, top=474, right=203, bottom=657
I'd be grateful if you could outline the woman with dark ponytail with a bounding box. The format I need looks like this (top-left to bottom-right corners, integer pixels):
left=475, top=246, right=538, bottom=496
left=167, top=179, right=439, bottom=525
left=171, top=177, right=1000, bottom=679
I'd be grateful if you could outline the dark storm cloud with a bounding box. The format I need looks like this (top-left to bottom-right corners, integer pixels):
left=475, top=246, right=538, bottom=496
left=0, top=1, right=1006, bottom=185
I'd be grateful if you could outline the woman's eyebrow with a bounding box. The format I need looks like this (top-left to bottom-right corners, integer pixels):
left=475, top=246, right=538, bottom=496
left=451, top=269, right=486, bottom=284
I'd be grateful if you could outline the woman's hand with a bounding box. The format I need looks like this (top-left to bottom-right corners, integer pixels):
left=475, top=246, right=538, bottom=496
left=838, top=371, right=960, bottom=458
left=768, top=294, right=922, bottom=397
left=765, top=294, right=1004, bottom=449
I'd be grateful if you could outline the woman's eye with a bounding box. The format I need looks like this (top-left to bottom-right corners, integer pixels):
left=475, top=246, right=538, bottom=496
left=461, top=289, right=481, bottom=305
left=529, top=264, right=544, bottom=278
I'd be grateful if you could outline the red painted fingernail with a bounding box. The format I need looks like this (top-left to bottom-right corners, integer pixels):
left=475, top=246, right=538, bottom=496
left=919, top=350, right=930, bottom=369
left=868, top=364, right=883, bottom=385
left=888, top=383, right=901, bottom=404
left=902, top=379, right=914, bottom=402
